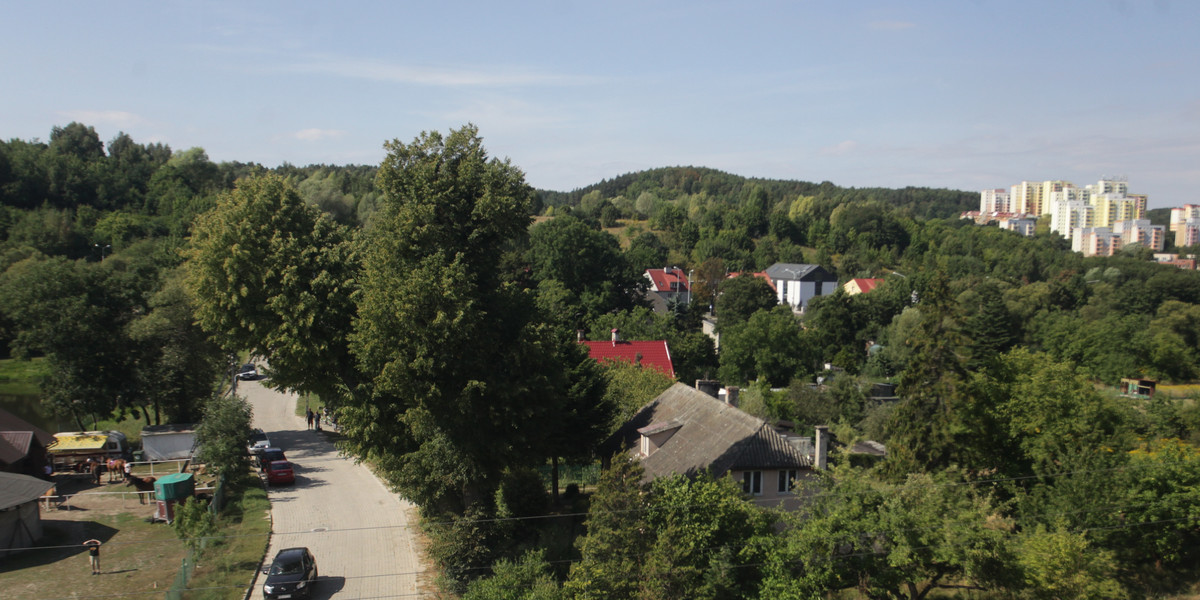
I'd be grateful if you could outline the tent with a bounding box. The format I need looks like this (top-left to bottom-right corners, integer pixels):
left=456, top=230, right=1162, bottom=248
left=141, top=424, right=199, bottom=461
left=0, top=472, right=54, bottom=557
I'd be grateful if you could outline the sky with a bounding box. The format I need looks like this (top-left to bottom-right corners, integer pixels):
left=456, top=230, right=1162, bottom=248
left=3, top=1, right=1199, bottom=208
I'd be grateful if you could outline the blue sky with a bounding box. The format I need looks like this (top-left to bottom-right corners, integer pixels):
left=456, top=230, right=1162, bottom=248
left=4, top=1, right=1198, bottom=208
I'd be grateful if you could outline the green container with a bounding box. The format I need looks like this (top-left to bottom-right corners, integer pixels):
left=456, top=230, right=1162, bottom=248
left=154, top=472, right=195, bottom=501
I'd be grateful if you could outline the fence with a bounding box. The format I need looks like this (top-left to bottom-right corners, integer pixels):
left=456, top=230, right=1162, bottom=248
left=536, top=463, right=601, bottom=490
left=163, top=550, right=196, bottom=600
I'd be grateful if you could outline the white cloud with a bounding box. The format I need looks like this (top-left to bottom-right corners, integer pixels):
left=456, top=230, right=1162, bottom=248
left=57, top=110, right=145, bottom=128
left=820, top=140, right=858, bottom=155
left=868, top=20, right=916, bottom=31
left=287, top=55, right=599, bottom=87
left=293, top=128, right=346, bottom=142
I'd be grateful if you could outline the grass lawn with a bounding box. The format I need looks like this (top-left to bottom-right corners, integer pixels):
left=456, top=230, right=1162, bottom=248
left=181, top=473, right=272, bottom=599
left=0, top=509, right=188, bottom=599
left=292, top=393, right=324, bottom=418
left=0, top=356, right=49, bottom=395
left=0, top=471, right=272, bottom=600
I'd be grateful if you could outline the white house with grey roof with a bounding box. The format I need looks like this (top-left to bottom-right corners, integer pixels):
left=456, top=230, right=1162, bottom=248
left=764, top=263, right=838, bottom=311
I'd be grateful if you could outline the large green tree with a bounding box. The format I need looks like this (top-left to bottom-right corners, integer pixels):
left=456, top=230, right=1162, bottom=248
left=717, top=305, right=811, bottom=386
left=185, top=173, right=359, bottom=401
left=714, top=273, right=776, bottom=329
left=345, top=125, right=607, bottom=514
left=528, top=215, right=644, bottom=322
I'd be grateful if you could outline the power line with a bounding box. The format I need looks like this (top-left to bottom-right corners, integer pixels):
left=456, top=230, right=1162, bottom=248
left=19, top=457, right=1193, bottom=554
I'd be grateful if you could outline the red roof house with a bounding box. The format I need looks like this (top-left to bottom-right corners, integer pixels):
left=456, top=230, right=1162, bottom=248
left=726, top=271, right=777, bottom=292
left=645, top=267, right=691, bottom=295
left=582, top=337, right=676, bottom=379
left=843, top=278, right=884, bottom=295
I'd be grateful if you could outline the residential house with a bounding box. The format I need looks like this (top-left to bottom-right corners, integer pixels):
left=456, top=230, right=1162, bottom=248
left=604, top=382, right=821, bottom=506
left=582, top=330, right=675, bottom=379
left=644, top=267, right=691, bottom=313
left=0, top=409, right=52, bottom=478
left=764, top=263, right=838, bottom=312
left=843, top=278, right=884, bottom=296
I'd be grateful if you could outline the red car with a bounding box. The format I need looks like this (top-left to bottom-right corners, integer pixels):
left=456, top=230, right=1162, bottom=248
left=264, top=460, right=295, bottom=486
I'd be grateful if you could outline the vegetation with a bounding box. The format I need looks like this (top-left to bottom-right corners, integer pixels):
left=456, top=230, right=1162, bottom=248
left=3, top=122, right=1200, bottom=597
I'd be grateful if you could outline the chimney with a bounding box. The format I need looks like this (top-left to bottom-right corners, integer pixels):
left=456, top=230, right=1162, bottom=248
left=577, top=329, right=584, bottom=343
left=611, top=328, right=619, bottom=346
left=695, top=380, right=720, bottom=398
left=814, top=426, right=829, bottom=470
left=724, top=386, right=739, bottom=407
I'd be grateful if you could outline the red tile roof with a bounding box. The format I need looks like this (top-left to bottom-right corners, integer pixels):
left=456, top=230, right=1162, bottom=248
left=582, top=340, right=675, bottom=379
left=849, top=278, right=884, bottom=294
left=726, top=271, right=777, bottom=292
left=645, top=268, right=690, bottom=293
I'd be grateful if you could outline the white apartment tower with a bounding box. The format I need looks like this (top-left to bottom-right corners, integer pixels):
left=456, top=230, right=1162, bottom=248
left=980, top=189, right=1010, bottom=213
left=1010, top=181, right=1043, bottom=216
left=1170, top=205, right=1200, bottom=247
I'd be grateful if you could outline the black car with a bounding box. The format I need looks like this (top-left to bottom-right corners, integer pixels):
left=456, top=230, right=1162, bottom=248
left=262, top=547, right=318, bottom=599
left=256, top=447, right=286, bottom=471
left=236, top=363, right=259, bottom=380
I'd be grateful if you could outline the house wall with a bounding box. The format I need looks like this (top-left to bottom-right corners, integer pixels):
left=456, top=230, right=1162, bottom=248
left=777, top=279, right=835, bottom=310
left=729, top=468, right=816, bottom=511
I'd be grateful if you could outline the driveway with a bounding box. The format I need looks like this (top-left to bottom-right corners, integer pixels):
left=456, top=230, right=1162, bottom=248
left=241, top=379, right=426, bottom=599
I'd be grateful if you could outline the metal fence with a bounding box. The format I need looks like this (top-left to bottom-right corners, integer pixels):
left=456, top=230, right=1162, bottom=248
left=163, top=550, right=195, bottom=600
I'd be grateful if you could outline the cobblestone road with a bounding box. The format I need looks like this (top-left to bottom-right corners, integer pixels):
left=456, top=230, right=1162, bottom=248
left=242, top=379, right=426, bottom=600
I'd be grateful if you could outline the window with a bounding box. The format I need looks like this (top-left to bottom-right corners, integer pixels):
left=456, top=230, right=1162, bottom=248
left=778, top=469, right=798, bottom=493
left=742, top=471, right=762, bottom=495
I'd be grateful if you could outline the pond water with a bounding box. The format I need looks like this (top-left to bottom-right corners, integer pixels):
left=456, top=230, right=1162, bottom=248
left=0, top=393, right=71, bottom=433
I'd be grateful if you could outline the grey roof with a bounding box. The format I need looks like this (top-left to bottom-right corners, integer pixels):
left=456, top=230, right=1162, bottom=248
left=765, top=263, right=835, bottom=282
left=607, top=383, right=811, bottom=480
left=0, top=431, right=35, bottom=465
left=142, top=424, right=198, bottom=436
left=0, top=408, right=54, bottom=446
left=0, top=472, right=55, bottom=510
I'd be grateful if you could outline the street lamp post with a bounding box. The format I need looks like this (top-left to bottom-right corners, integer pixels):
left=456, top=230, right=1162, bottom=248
left=94, top=244, right=111, bottom=260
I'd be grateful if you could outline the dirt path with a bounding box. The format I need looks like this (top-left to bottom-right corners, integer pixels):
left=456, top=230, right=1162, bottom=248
left=242, top=379, right=426, bottom=599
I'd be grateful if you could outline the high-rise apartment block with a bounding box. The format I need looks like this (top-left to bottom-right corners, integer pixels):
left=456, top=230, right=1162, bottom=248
left=1170, top=205, right=1200, bottom=248
left=1048, top=199, right=1094, bottom=236
left=1113, top=219, right=1165, bottom=252
left=1009, top=181, right=1044, bottom=216
left=1073, top=227, right=1122, bottom=256
left=979, top=188, right=1010, bottom=213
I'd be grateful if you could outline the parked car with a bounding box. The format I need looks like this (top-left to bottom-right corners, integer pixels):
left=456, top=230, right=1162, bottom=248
left=247, top=429, right=271, bottom=455
left=236, top=363, right=259, bottom=380
left=265, top=460, right=295, bottom=486
left=256, top=447, right=287, bottom=471
left=262, top=547, right=318, bottom=599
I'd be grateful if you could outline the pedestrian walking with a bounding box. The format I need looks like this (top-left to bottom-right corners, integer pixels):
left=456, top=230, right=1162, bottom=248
left=84, top=539, right=101, bottom=574
left=306, top=409, right=314, bottom=430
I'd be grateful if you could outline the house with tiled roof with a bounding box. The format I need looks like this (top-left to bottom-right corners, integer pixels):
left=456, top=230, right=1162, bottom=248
left=726, top=271, right=776, bottom=292
left=582, top=330, right=675, bottom=379
left=843, top=278, right=884, bottom=296
left=644, top=267, right=691, bottom=313
left=605, top=383, right=822, bottom=505
left=0, top=409, right=51, bottom=477
left=764, top=263, right=838, bottom=311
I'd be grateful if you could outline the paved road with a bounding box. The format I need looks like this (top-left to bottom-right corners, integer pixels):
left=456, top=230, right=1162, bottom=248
left=241, top=379, right=426, bottom=600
